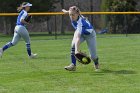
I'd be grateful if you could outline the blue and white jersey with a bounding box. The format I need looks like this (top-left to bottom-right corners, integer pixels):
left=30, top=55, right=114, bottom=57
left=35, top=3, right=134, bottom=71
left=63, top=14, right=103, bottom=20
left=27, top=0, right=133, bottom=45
left=71, top=16, right=94, bottom=35
left=16, top=10, right=28, bottom=26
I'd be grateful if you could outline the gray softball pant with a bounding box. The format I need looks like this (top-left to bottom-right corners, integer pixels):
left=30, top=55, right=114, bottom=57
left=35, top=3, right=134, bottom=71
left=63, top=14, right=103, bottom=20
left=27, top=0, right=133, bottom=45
left=11, top=25, right=30, bottom=45
left=71, top=30, right=97, bottom=60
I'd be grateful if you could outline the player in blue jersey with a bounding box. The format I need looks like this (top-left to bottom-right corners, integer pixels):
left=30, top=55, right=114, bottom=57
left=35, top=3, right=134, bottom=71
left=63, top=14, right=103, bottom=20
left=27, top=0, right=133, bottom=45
left=62, top=6, right=99, bottom=71
left=0, top=2, right=37, bottom=58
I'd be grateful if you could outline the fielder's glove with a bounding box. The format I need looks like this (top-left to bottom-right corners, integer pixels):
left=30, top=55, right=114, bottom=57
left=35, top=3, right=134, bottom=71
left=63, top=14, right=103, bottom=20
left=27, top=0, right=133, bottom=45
left=75, top=52, right=91, bottom=65
left=24, top=15, right=32, bottom=22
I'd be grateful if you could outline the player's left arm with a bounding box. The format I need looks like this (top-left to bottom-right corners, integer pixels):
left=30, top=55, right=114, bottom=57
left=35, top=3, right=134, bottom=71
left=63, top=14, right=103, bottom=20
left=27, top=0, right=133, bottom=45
left=62, top=9, right=69, bottom=14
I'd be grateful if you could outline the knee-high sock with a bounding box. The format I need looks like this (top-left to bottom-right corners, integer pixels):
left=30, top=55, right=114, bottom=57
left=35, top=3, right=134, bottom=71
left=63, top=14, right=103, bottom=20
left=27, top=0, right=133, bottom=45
left=26, top=44, right=31, bottom=56
left=71, top=47, right=76, bottom=66
left=2, top=42, right=13, bottom=51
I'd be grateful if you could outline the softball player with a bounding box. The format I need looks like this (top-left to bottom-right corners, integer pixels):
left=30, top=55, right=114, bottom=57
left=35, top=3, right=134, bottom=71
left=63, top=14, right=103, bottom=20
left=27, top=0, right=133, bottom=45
left=62, top=6, right=99, bottom=71
left=0, top=2, right=37, bottom=58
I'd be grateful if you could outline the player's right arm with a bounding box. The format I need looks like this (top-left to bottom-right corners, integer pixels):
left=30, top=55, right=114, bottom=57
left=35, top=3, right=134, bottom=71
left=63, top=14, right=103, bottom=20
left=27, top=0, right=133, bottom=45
left=74, top=19, right=83, bottom=54
left=74, top=31, right=81, bottom=54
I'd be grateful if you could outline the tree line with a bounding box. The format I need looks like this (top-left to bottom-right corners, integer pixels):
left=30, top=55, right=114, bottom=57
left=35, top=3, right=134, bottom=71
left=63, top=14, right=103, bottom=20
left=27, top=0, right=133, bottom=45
left=0, top=0, right=62, bottom=34
left=105, top=0, right=140, bottom=34
left=0, top=0, right=140, bottom=35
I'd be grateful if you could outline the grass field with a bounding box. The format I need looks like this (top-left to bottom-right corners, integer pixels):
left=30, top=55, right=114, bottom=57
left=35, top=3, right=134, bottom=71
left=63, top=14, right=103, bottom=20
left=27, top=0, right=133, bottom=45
left=0, top=34, right=140, bottom=93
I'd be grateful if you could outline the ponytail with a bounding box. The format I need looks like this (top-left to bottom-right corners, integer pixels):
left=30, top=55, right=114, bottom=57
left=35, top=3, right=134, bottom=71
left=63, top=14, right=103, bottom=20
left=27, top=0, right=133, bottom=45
left=17, top=5, right=23, bottom=12
left=17, top=2, right=28, bottom=12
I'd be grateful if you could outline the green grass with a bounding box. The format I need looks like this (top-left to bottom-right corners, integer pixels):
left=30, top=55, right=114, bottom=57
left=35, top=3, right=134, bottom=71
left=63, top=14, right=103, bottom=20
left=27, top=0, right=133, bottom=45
left=0, top=34, right=140, bottom=93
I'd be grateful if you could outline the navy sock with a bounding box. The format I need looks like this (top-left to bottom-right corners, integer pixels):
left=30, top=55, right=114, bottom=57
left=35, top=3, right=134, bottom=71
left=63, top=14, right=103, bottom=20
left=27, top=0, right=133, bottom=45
left=71, top=47, right=76, bottom=65
left=26, top=44, right=31, bottom=56
left=3, top=42, right=13, bottom=51
left=94, top=58, right=99, bottom=65
left=71, top=55, right=76, bottom=66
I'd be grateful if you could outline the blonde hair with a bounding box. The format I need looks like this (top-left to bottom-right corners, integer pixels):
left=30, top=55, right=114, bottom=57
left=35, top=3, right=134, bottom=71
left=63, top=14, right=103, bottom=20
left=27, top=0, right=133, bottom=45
left=69, top=6, right=87, bottom=20
left=17, top=2, right=28, bottom=12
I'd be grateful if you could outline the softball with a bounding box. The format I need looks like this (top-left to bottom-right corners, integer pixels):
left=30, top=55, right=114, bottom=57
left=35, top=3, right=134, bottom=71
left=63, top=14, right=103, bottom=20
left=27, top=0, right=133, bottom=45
left=82, top=57, right=88, bottom=62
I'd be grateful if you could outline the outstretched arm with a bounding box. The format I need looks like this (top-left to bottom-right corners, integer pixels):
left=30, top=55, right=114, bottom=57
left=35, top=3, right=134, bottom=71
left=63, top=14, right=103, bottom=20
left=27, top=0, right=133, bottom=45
left=75, top=31, right=81, bottom=54
left=62, top=9, right=69, bottom=14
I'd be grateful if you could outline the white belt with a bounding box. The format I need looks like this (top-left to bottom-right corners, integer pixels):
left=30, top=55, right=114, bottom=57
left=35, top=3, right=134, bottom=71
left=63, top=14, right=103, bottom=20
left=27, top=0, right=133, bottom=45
left=86, top=29, right=93, bottom=33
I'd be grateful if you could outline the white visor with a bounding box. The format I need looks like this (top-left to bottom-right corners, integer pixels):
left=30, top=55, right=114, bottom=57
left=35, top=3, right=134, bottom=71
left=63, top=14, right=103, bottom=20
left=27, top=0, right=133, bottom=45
left=22, top=3, right=32, bottom=7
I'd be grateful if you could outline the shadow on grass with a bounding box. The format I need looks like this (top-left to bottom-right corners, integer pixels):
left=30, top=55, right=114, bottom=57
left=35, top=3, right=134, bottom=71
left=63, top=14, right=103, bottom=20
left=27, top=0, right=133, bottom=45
left=101, top=69, right=137, bottom=74
left=73, top=69, right=137, bottom=75
left=72, top=70, right=105, bottom=76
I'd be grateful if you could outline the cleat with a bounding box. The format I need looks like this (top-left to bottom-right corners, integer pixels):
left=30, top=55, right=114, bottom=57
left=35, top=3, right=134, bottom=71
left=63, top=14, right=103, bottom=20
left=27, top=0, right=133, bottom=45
left=0, top=48, right=3, bottom=58
left=64, top=63, right=76, bottom=71
left=95, top=68, right=100, bottom=72
left=29, top=53, right=37, bottom=59
left=95, top=64, right=99, bottom=69
left=93, top=58, right=100, bottom=71
left=94, top=64, right=100, bottom=72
